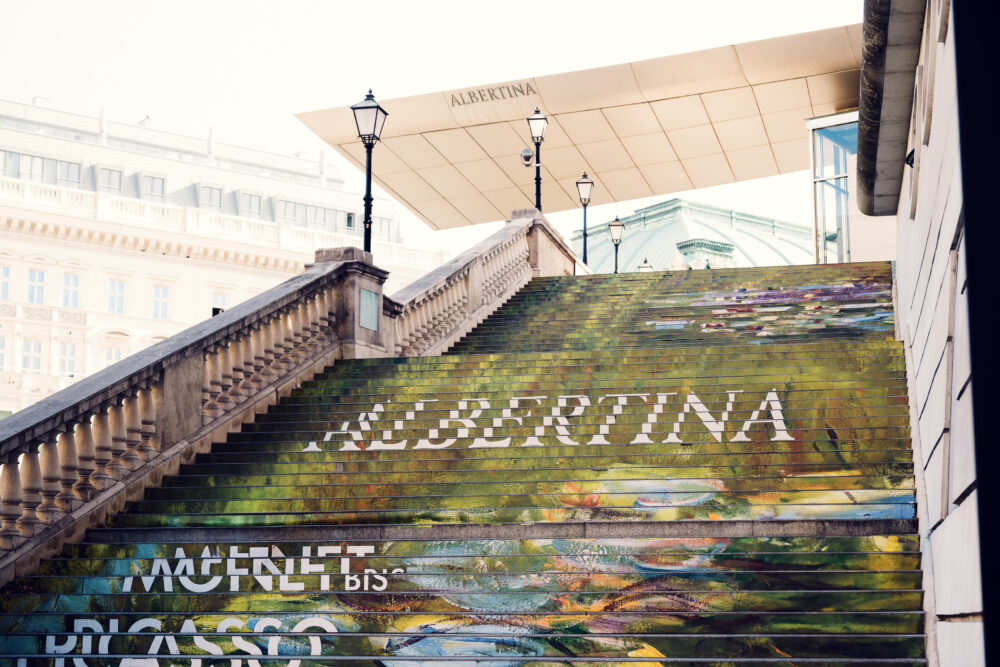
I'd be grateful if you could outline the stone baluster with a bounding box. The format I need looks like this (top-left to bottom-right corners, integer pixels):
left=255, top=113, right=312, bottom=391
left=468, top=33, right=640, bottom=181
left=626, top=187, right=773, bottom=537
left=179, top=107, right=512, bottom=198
left=91, top=409, right=114, bottom=489
left=55, top=430, right=81, bottom=512
left=218, top=338, right=234, bottom=399
left=37, top=438, right=63, bottom=524
left=238, top=334, right=258, bottom=396
left=72, top=417, right=97, bottom=501
left=288, top=306, right=305, bottom=364
left=227, top=338, right=246, bottom=404
left=297, top=301, right=315, bottom=355
left=269, top=317, right=289, bottom=377
left=17, top=447, right=43, bottom=537
left=123, top=395, right=144, bottom=467
left=0, top=459, right=25, bottom=550
left=108, top=402, right=131, bottom=474
left=201, top=351, right=213, bottom=415
left=138, top=386, right=158, bottom=458
left=303, top=297, right=321, bottom=349
left=203, top=349, right=221, bottom=421
left=260, top=318, right=278, bottom=380
left=252, top=324, right=268, bottom=382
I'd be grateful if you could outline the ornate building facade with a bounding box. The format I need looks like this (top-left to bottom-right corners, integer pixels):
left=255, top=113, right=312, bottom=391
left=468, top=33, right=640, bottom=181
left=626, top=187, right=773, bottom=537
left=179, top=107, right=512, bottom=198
left=0, top=99, right=445, bottom=417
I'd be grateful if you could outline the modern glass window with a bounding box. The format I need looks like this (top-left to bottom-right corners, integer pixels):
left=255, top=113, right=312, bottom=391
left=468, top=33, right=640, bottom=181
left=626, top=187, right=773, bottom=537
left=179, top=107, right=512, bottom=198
left=20, top=154, right=44, bottom=181
left=278, top=200, right=300, bottom=224
left=142, top=175, right=165, bottom=202
left=22, top=339, right=42, bottom=374
left=99, top=168, right=122, bottom=194
left=62, top=273, right=80, bottom=308
left=0, top=265, right=9, bottom=300
left=27, top=269, right=45, bottom=304
left=202, top=185, right=223, bottom=210
left=58, top=342, right=77, bottom=376
left=108, top=279, right=125, bottom=314
left=212, top=292, right=227, bottom=309
left=811, top=121, right=858, bottom=263
left=56, top=161, right=81, bottom=187
left=152, top=285, right=169, bottom=319
left=240, top=193, right=262, bottom=219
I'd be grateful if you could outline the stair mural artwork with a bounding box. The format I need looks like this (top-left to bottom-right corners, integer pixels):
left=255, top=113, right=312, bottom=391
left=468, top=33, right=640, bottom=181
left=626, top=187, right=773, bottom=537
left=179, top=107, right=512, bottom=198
left=0, top=260, right=925, bottom=663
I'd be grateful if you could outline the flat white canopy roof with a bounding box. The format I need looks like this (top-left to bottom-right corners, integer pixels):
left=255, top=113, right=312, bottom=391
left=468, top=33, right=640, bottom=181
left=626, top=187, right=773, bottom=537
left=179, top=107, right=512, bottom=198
left=298, top=24, right=861, bottom=230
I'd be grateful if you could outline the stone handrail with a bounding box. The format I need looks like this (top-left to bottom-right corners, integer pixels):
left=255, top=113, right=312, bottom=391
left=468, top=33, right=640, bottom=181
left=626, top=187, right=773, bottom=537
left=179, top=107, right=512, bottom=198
left=386, top=210, right=577, bottom=357
left=0, top=249, right=386, bottom=583
left=0, top=208, right=580, bottom=583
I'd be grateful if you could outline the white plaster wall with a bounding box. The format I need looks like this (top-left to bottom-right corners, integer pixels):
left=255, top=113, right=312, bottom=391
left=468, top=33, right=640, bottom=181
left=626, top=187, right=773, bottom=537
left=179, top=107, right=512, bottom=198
left=892, top=6, right=981, bottom=664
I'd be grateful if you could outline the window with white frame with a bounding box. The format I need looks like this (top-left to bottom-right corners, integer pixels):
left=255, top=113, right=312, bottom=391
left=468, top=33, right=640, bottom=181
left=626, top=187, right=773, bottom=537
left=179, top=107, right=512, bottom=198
left=345, top=212, right=355, bottom=230
left=103, top=346, right=123, bottom=368
left=202, top=185, right=222, bottom=210
left=278, top=200, right=300, bottom=224
left=152, top=285, right=168, bottom=319
left=99, top=168, right=122, bottom=194
left=240, top=193, right=261, bottom=219
left=62, top=273, right=80, bottom=308
left=1, top=265, right=9, bottom=300
left=27, top=268, right=45, bottom=304
left=212, top=292, right=227, bottom=309
left=0, top=336, right=6, bottom=369
left=142, top=175, right=165, bottom=202
left=56, top=161, right=81, bottom=187
left=20, top=154, right=44, bottom=181
left=108, top=279, right=125, bottom=314
left=22, top=339, right=42, bottom=373
left=58, top=342, right=77, bottom=376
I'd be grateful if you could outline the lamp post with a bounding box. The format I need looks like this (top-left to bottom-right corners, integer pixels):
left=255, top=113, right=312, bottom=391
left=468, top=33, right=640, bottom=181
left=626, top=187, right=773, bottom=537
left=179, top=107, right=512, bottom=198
left=350, top=90, right=388, bottom=253
left=576, top=173, right=594, bottom=264
left=526, top=108, right=548, bottom=211
left=608, top=217, right=625, bottom=274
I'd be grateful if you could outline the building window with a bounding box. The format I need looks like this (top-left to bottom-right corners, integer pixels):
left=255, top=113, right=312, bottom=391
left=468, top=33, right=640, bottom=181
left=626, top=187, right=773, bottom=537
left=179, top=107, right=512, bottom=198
left=202, top=186, right=222, bottom=210
left=62, top=273, right=80, bottom=308
left=27, top=268, right=45, bottom=304
left=20, top=154, right=44, bottom=182
left=108, top=279, right=125, bottom=314
left=345, top=212, right=355, bottom=230
left=152, top=285, right=168, bottom=319
left=278, top=200, right=300, bottom=224
left=103, top=346, right=123, bottom=368
left=240, top=193, right=261, bottom=219
left=811, top=120, right=858, bottom=264
left=56, top=161, right=81, bottom=187
left=0, top=265, right=9, bottom=300
left=58, top=342, right=77, bottom=376
left=99, top=168, right=122, bottom=194
left=0, top=336, right=5, bottom=369
left=212, top=292, right=227, bottom=309
left=22, top=339, right=42, bottom=374
left=142, top=175, right=165, bottom=202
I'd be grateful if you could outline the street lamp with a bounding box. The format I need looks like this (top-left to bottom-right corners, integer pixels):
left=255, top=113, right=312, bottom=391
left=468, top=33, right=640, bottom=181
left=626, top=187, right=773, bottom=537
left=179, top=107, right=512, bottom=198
left=576, top=172, right=594, bottom=264
left=525, top=108, right=548, bottom=211
left=351, top=89, right=388, bottom=253
left=637, top=258, right=654, bottom=272
left=608, top=216, right=625, bottom=274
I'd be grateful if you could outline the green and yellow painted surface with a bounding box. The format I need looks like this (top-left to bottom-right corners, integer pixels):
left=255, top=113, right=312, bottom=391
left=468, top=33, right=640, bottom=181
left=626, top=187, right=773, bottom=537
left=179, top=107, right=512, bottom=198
left=0, top=261, right=926, bottom=664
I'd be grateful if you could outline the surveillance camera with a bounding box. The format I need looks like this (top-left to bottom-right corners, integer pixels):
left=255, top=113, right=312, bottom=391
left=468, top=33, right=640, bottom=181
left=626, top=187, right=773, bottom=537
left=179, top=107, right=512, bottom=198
left=521, top=148, right=534, bottom=167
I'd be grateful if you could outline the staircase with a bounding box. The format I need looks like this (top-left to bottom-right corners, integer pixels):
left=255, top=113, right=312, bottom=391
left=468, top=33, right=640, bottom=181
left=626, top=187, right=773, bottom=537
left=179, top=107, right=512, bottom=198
left=0, top=261, right=926, bottom=664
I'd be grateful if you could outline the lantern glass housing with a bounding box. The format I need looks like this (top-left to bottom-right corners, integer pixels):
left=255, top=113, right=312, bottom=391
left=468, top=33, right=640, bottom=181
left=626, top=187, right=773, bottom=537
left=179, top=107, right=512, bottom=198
left=527, top=108, right=548, bottom=143
left=576, top=172, right=594, bottom=204
left=351, top=90, right=388, bottom=143
left=608, top=217, right=625, bottom=244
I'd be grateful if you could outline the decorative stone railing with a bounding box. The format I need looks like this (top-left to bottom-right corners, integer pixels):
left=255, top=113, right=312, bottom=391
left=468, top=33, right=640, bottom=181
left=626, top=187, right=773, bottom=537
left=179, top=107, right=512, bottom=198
left=0, top=208, right=579, bottom=583
left=386, top=209, right=578, bottom=357
left=0, top=248, right=388, bottom=584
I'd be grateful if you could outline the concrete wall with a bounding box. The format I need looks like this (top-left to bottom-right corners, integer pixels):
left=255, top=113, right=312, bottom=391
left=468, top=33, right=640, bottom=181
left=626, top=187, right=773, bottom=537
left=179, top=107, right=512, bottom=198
left=892, top=6, right=982, bottom=664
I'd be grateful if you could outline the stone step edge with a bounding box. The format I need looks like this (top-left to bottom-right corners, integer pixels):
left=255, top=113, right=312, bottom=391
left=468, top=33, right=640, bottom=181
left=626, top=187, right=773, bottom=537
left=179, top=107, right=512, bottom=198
left=88, top=518, right=918, bottom=543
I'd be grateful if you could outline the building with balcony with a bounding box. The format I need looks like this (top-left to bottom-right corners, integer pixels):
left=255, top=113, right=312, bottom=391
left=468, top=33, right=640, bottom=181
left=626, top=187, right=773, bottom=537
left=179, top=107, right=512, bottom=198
left=0, top=99, right=446, bottom=417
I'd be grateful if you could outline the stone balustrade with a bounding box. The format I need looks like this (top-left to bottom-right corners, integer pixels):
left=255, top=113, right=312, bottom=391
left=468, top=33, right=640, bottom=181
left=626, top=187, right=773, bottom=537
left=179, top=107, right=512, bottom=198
left=0, top=208, right=579, bottom=583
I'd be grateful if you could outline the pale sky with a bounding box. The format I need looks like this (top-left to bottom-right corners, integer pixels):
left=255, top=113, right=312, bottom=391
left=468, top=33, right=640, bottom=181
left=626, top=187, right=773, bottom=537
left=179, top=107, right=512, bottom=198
left=0, top=0, right=862, bottom=258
